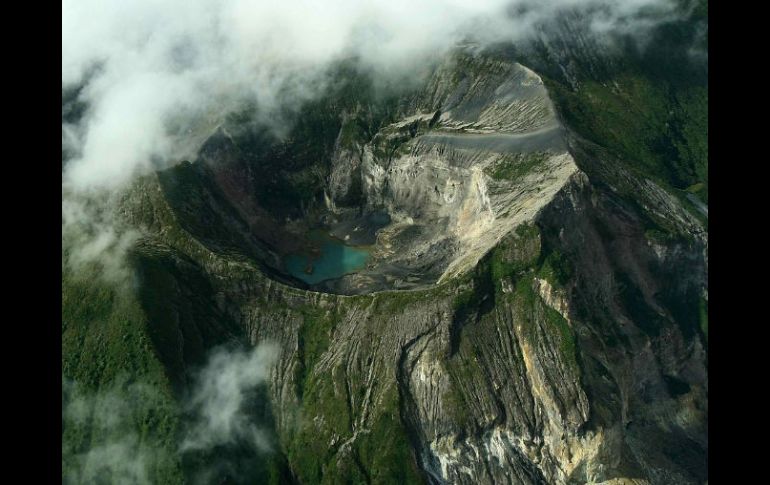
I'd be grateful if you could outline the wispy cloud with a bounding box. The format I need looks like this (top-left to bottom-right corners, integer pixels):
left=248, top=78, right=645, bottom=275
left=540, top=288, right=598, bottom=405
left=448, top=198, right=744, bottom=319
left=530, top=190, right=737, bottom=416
left=61, top=0, right=698, bottom=277
left=182, top=343, right=279, bottom=453
left=63, top=343, right=280, bottom=483
left=62, top=191, right=140, bottom=282
left=62, top=0, right=684, bottom=192
left=62, top=377, right=171, bottom=485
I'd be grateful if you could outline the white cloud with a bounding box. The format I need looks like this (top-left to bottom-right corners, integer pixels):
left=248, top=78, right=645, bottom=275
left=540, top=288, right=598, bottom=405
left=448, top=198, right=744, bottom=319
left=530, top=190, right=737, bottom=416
left=182, top=343, right=280, bottom=453
left=62, top=377, right=169, bottom=485
left=62, top=0, right=682, bottom=192
left=62, top=191, right=139, bottom=282
left=63, top=344, right=280, bottom=483
left=61, top=0, right=690, bottom=275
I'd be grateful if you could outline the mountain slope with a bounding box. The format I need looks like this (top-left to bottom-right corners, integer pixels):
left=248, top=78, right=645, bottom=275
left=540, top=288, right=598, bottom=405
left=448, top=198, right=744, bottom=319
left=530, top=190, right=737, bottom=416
left=62, top=10, right=707, bottom=484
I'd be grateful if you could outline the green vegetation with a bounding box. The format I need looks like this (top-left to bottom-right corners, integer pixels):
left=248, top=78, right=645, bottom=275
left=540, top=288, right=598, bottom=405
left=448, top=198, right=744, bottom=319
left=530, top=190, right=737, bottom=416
left=62, top=270, right=169, bottom=388
left=446, top=222, right=579, bottom=384
left=62, top=265, right=184, bottom=484
left=536, top=1, right=708, bottom=213
left=537, top=249, right=573, bottom=288
left=485, top=152, right=551, bottom=182
left=284, top=294, right=427, bottom=484
left=514, top=276, right=579, bottom=373
left=484, top=222, right=542, bottom=295
left=452, top=287, right=476, bottom=312
left=541, top=1, right=708, bottom=214
left=63, top=255, right=292, bottom=484
left=644, top=227, right=674, bottom=244
left=355, top=388, right=424, bottom=485
left=444, top=339, right=486, bottom=428
left=295, top=305, right=340, bottom=397
left=288, top=364, right=423, bottom=484
left=699, top=297, right=708, bottom=343
left=547, top=75, right=707, bottom=201
left=210, top=62, right=404, bottom=218
left=445, top=238, right=580, bottom=426
left=62, top=14, right=708, bottom=480
left=287, top=364, right=353, bottom=484
left=371, top=283, right=457, bottom=314
left=370, top=121, right=425, bottom=162
left=543, top=303, right=577, bottom=366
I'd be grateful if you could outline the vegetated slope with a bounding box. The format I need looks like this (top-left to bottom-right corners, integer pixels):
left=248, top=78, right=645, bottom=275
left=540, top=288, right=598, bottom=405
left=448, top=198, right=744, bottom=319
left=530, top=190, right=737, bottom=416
left=520, top=0, right=708, bottom=206
left=62, top=7, right=707, bottom=484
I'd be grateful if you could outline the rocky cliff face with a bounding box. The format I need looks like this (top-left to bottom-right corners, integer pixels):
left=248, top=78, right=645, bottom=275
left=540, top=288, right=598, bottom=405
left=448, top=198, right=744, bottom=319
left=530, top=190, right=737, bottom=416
left=324, top=54, right=579, bottom=294
left=63, top=37, right=707, bottom=485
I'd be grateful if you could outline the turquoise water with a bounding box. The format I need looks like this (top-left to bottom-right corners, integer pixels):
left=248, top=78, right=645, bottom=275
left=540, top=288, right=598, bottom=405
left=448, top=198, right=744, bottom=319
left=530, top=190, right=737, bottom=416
left=285, top=234, right=370, bottom=284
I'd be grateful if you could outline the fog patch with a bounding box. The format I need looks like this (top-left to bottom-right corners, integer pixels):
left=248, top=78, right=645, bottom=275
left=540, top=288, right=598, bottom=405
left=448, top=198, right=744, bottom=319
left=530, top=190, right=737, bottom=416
left=62, top=191, right=141, bottom=283
left=62, top=377, right=176, bottom=485
left=182, top=342, right=280, bottom=453
left=63, top=343, right=281, bottom=483
left=62, top=0, right=686, bottom=193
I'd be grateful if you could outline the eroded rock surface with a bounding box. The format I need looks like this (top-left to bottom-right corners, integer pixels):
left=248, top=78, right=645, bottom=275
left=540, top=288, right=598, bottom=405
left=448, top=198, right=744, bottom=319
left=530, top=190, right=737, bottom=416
left=106, top=48, right=707, bottom=484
